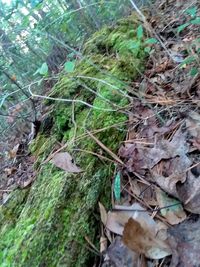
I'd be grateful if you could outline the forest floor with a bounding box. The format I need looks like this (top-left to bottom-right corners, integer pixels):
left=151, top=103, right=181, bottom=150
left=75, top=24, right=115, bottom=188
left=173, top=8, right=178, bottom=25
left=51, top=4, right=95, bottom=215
left=1, top=0, right=200, bottom=266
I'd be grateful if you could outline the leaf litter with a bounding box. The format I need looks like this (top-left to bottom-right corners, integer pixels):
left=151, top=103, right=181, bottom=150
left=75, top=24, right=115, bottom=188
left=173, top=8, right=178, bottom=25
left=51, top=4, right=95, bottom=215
left=99, top=1, right=200, bottom=266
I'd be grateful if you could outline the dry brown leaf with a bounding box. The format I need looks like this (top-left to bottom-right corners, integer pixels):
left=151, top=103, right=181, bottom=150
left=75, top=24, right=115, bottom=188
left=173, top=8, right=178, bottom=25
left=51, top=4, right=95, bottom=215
left=156, top=188, right=186, bottom=225
left=19, top=174, right=36, bottom=188
left=99, top=202, right=107, bottom=226
left=8, top=143, right=20, bottom=159
left=120, top=129, right=189, bottom=174
left=123, top=218, right=171, bottom=259
left=4, top=167, right=17, bottom=176
left=153, top=172, right=185, bottom=198
left=152, top=154, right=191, bottom=198
left=51, top=152, right=82, bottom=173
left=100, top=236, right=107, bottom=253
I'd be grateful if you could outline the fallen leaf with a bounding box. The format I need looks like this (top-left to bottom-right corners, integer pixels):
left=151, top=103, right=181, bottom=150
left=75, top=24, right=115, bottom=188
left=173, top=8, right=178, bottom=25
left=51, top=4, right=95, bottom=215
left=106, top=211, right=128, bottom=235
left=186, top=111, right=200, bottom=139
left=4, top=167, right=17, bottom=176
left=99, top=202, right=107, bottom=226
left=106, top=203, right=157, bottom=236
left=51, top=152, right=82, bottom=173
left=156, top=188, right=186, bottom=225
left=168, top=217, right=200, bottom=267
left=100, top=236, right=107, bottom=253
left=102, top=237, right=140, bottom=267
left=8, top=143, right=20, bottom=159
left=122, top=218, right=171, bottom=259
left=120, top=129, right=189, bottom=174
left=152, top=155, right=191, bottom=198
left=177, top=170, right=200, bottom=213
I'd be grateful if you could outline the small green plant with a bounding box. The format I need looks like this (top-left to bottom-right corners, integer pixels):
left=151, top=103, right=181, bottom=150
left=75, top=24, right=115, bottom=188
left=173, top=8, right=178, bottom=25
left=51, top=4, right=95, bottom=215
left=129, top=24, right=158, bottom=55
left=177, top=6, right=200, bottom=33
left=64, top=61, right=76, bottom=73
left=33, top=62, right=49, bottom=76
left=176, top=6, right=200, bottom=76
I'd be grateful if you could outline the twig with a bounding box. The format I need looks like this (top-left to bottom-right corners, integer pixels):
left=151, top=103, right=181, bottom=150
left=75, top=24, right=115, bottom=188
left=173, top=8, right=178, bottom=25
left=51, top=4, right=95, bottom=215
left=84, top=236, right=100, bottom=254
left=86, top=130, right=124, bottom=165
left=28, top=84, right=117, bottom=112
left=73, top=148, right=115, bottom=163
left=76, top=75, right=132, bottom=100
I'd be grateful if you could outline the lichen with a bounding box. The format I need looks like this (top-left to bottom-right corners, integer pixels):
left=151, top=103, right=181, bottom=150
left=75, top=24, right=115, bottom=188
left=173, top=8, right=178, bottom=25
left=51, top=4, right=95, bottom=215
left=0, top=14, right=147, bottom=267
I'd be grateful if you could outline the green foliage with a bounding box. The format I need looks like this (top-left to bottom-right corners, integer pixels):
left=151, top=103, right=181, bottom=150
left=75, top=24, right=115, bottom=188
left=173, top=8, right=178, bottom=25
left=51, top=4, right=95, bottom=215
left=185, top=6, right=197, bottom=17
left=64, top=61, right=76, bottom=73
left=144, top=38, right=158, bottom=44
left=34, top=62, right=49, bottom=76
left=177, top=23, right=190, bottom=34
left=190, top=17, right=200, bottom=24
left=177, top=6, right=199, bottom=33
left=176, top=6, right=200, bottom=77
left=0, top=0, right=135, bottom=135
left=137, top=25, right=143, bottom=39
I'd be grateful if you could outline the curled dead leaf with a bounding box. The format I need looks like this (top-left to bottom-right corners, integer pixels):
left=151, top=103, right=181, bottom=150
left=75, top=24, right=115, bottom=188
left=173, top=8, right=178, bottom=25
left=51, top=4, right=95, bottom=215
left=51, top=152, right=82, bottom=173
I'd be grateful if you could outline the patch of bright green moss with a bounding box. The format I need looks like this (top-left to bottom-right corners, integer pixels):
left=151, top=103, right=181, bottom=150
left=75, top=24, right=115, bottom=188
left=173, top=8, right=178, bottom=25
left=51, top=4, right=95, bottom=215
left=0, top=14, right=147, bottom=267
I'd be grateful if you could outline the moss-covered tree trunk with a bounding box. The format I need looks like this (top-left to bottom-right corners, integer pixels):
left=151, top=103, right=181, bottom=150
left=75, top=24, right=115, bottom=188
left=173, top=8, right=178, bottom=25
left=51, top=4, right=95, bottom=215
left=0, top=15, right=147, bottom=267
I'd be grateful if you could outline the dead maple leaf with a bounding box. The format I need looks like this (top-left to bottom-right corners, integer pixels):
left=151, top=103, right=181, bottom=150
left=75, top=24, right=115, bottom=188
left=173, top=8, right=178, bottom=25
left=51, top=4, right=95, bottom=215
left=122, top=218, right=171, bottom=259
left=51, top=152, right=82, bottom=173
left=120, top=129, right=189, bottom=174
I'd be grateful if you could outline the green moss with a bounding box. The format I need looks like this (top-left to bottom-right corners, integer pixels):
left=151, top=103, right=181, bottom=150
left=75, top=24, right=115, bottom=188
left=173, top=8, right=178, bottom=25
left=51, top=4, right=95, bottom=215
left=0, top=14, right=147, bottom=267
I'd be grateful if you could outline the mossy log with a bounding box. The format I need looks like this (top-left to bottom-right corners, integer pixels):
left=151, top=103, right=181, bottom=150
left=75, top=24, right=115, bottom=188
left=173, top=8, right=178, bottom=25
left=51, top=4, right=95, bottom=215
left=0, top=15, right=147, bottom=267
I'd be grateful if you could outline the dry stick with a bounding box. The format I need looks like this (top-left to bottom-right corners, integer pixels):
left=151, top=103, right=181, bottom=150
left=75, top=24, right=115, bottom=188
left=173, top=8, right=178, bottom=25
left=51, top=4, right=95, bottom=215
left=73, top=148, right=115, bottom=163
left=71, top=99, right=77, bottom=145
left=42, top=113, right=158, bottom=165
left=84, top=236, right=100, bottom=254
left=41, top=120, right=127, bottom=164
left=28, top=84, right=116, bottom=112
left=86, top=130, right=124, bottom=166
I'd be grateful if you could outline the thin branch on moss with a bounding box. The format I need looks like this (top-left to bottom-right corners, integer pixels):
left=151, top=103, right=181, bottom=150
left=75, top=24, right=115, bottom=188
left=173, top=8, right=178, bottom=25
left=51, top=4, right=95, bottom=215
left=76, top=75, right=132, bottom=100
left=71, top=99, right=77, bottom=145
left=28, top=84, right=117, bottom=112
left=78, top=81, right=123, bottom=109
